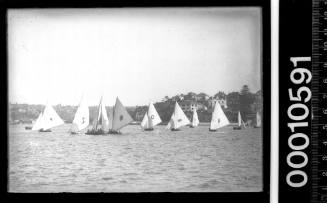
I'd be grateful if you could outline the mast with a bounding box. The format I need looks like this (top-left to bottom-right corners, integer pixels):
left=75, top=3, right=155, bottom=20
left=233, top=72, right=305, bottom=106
left=111, top=100, right=115, bottom=131
left=95, top=96, right=102, bottom=130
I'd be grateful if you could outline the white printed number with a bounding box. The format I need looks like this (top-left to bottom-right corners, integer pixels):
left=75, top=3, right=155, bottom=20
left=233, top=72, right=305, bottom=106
left=286, top=57, right=311, bottom=188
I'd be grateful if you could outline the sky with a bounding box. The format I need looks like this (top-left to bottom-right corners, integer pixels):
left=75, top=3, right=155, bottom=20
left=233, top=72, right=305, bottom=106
left=8, top=7, right=262, bottom=106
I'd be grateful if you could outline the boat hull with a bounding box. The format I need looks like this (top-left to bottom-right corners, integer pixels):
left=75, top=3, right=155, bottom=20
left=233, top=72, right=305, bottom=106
left=171, top=128, right=180, bottom=131
left=70, top=131, right=82, bottom=135
left=25, top=126, right=32, bottom=130
left=253, top=126, right=261, bottom=128
left=144, top=128, right=154, bottom=131
left=108, top=129, right=122, bottom=135
left=209, top=129, right=217, bottom=132
left=233, top=126, right=242, bottom=130
left=39, top=129, right=51, bottom=132
left=85, top=129, right=106, bottom=135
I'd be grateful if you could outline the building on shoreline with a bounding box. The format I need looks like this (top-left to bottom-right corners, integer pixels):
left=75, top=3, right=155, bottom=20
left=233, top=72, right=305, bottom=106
left=180, top=100, right=207, bottom=112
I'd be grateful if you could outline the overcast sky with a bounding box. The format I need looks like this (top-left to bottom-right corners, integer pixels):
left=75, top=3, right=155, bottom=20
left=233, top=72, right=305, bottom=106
left=8, top=7, right=262, bottom=106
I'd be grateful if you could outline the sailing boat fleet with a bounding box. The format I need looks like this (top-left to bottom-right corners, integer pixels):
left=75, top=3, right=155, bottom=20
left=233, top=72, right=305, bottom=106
left=30, top=97, right=261, bottom=134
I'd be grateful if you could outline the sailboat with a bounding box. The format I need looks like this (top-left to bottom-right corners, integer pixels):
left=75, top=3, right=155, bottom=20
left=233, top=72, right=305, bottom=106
left=254, top=111, right=262, bottom=128
left=32, top=103, right=64, bottom=132
left=70, top=96, right=89, bottom=134
left=140, top=102, right=162, bottom=131
left=166, top=101, right=190, bottom=131
left=108, top=97, right=134, bottom=134
left=233, top=111, right=246, bottom=130
left=86, top=96, right=109, bottom=135
left=209, top=101, right=230, bottom=132
left=189, top=108, right=199, bottom=128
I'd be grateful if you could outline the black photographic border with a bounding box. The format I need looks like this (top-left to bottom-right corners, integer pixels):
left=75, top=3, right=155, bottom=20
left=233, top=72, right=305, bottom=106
left=0, top=0, right=271, bottom=202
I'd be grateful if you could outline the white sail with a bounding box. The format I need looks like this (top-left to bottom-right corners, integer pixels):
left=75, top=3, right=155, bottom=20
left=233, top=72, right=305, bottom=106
left=210, top=101, right=230, bottom=130
left=108, top=107, right=113, bottom=130
left=238, top=111, right=246, bottom=128
left=191, top=108, right=199, bottom=127
left=256, top=111, right=262, bottom=127
left=40, top=103, right=64, bottom=130
left=141, top=102, right=162, bottom=129
left=72, top=97, right=89, bottom=131
left=111, top=97, right=133, bottom=131
left=140, top=113, right=150, bottom=129
left=238, top=111, right=242, bottom=127
left=95, top=96, right=109, bottom=131
left=166, top=101, right=190, bottom=129
left=32, top=112, right=44, bottom=130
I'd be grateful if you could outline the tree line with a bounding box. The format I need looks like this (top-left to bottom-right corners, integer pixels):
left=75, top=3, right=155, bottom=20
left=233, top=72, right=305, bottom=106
left=9, top=85, right=262, bottom=124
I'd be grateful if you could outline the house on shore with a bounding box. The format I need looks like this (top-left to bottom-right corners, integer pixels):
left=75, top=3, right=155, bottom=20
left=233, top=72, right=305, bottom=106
left=208, top=97, right=228, bottom=109
left=180, top=100, right=207, bottom=112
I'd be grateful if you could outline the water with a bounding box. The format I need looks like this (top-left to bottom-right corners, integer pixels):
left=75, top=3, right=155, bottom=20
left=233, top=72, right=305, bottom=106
left=9, top=124, right=262, bottom=192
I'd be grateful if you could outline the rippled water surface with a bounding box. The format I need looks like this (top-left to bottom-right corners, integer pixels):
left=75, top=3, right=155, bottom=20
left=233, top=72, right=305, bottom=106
left=9, top=124, right=262, bottom=192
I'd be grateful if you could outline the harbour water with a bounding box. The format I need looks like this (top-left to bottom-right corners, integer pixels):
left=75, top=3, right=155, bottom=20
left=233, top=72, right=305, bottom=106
left=9, top=124, right=262, bottom=192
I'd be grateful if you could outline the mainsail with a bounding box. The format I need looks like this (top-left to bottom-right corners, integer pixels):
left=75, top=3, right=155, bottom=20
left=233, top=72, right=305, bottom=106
left=41, top=103, right=65, bottom=130
left=32, top=112, right=44, bottom=130
left=210, top=101, right=230, bottom=130
left=94, top=96, right=109, bottom=131
left=140, top=102, right=162, bottom=129
left=72, top=97, right=89, bottom=131
left=237, top=111, right=246, bottom=128
left=111, top=97, right=133, bottom=131
left=32, top=103, right=64, bottom=131
left=191, top=108, right=199, bottom=127
left=108, top=107, right=114, bottom=130
left=256, top=111, right=262, bottom=127
left=166, top=101, right=190, bottom=130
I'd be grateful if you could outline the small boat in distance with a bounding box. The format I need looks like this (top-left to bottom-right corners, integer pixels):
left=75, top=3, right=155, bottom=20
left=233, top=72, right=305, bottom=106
left=209, top=101, right=230, bottom=132
left=86, top=96, right=109, bottom=135
left=108, top=97, right=134, bottom=134
left=70, top=96, right=89, bottom=134
left=254, top=111, right=262, bottom=128
left=166, top=101, right=190, bottom=131
left=32, top=102, right=64, bottom=132
left=189, top=108, right=199, bottom=128
left=25, top=126, right=32, bottom=130
left=140, top=102, right=162, bottom=131
left=233, top=111, right=246, bottom=130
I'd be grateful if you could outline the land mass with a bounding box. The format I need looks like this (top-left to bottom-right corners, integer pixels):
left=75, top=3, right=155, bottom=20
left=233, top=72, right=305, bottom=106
left=9, top=86, right=262, bottom=125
